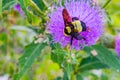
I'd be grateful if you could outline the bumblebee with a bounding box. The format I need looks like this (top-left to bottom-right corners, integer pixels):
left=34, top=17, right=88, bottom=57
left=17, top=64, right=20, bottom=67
left=62, top=8, right=87, bottom=45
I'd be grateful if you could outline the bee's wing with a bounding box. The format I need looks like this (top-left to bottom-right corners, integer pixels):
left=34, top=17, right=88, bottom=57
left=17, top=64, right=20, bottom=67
left=62, top=8, right=72, bottom=26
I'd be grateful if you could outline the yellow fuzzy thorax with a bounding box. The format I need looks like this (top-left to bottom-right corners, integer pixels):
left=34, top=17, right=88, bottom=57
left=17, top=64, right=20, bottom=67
left=64, top=20, right=82, bottom=36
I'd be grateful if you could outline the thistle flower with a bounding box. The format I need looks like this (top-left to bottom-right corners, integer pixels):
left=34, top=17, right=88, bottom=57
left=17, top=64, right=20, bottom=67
left=48, top=0, right=104, bottom=50
left=14, top=4, right=24, bottom=16
left=115, top=34, right=120, bottom=58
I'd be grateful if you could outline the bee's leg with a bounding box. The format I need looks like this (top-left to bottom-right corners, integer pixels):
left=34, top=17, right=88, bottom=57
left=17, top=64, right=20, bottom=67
left=73, top=32, right=85, bottom=40
left=70, top=36, right=74, bottom=45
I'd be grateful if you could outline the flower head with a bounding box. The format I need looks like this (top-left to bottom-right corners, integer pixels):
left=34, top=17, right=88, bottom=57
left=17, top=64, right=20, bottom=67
left=48, top=0, right=104, bottom=50
left=14, top=4, right=24, bottom=16
left=115, top=34, right=120, bottom=58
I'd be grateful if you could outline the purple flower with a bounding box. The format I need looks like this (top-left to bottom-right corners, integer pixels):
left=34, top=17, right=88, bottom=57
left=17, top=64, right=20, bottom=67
left=48, top=0, right=104, bottom=50
left=14, top=4, right=24, bottom=16
left=115, top=34, right=120, bottom=58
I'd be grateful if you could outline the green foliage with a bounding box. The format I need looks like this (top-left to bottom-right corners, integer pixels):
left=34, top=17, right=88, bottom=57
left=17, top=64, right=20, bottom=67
left=84, top=44, right=120, bottom=71
left=55, top=77, right=62, bottom=80
left=102, top=0, right=111, bottom=8
left=18, top=0, right=49, bottom=25
left=66, top=63, right=72, bottom=79
left=101, top=73, right=109, bottom=80
left=18, top=0, right=41, bottom=25
left=0, top=0, right=2, bottom=17
left=51, top=43, right=67, bottom=66
left=0, top=32, right=7, bottom=53
left=14, top=42, right=47, bottom=80
left=79, top=56, right=108, bottom=72
left=32, top=0, right=47, bottom=11
left=76, top=73, right=83, bottom=80
left=2, top=0, right=16, bottom=11
left=63, top=71, right=69, bottom=80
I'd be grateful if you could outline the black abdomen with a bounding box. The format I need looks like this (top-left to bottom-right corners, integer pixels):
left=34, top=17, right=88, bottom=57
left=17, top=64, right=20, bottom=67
left=81, top=21, right=87, bottom=31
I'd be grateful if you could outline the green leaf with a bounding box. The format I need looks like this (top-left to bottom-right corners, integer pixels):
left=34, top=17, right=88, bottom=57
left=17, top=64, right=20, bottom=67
left=19, top=0, right=48, bottom=25
left=63, top=71, right=69, bottom=80
left=28, top=12, right=42, bottom=26
left=32, top=0, right=47, bottom=11
left=101, top=74, right=109, bottom=80
left=28, top=0, right=46, bottom=16
left=55, top=77, right=62, bottom=80
left=13, top=42, right=47, bottom=80
left=84, top=44, right=120, bottom=71
left=102, top=0, right=111, bottom=8
left=0, top=32, right=7, bottom=53
left=0, top=0, right=2, bottom=18
left=51, top=43, right=67, bottom=66
left=76, top=73, right=83, bottom=80
left=66, top=63, right=72, bottom=79
left=51, top=50, right=66, bottom=65
left=2, top=0, right=16, bottom=11
left=79, top=56, right=108, bottom=72
left=18, top=0, right=41, bottom=25
left=18, top=0, right=30, bottom=22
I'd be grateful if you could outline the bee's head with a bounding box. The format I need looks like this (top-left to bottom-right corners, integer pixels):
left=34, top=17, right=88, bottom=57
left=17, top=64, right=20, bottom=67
left=72, top=17, right=79, bottom=21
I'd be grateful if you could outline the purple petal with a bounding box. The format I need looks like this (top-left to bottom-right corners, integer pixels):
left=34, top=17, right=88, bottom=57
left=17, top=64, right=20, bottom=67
left=48, top=0, right=104, bottom=50
left=14, top=4, right=24, bottom=16
left=115, top=34, right=120, bottom=58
